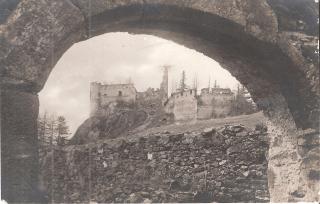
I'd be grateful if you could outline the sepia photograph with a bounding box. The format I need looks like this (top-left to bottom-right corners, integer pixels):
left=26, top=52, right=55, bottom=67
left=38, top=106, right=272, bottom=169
left=0, top=0, right=319, bottom=203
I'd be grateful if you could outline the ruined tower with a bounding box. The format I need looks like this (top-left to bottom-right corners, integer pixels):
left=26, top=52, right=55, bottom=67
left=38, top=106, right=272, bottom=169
left=90, top=82, right=137, bottom=117
left=90, top=82, right=101, bottom=116
left=160, top=65, right=169, bottom=103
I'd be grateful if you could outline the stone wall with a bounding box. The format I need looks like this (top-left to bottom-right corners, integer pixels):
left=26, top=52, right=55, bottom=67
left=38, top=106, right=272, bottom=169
left=164, top=90, right=198, bottom=121
left=197, top=105, right=214, bottom=120
left=211, top=94, right=234, bottom=118
left=197, top=92, right=234, bottom=119
left=173, top=92, right=197, bottom=121
left=165, top=90, right=235, bottom=121
left=90, top=82, right=137, bottom=116
left=42, top=125, right=269, bottom=203
left=100, top=84, right=137, bottom=105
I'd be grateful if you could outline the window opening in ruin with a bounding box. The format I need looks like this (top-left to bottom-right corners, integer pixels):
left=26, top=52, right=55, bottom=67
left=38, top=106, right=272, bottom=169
left=118, top=91, right=122, bottom=96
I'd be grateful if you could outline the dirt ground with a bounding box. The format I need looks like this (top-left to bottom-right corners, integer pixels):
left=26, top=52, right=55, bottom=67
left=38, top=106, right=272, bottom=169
left=123, top=111, right=266, bottom=139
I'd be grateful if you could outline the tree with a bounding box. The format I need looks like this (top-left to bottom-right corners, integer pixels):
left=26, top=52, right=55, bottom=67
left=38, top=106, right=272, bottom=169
left=55, top=116, right=69, bottom=146
left=37, top=113, right=70, bottom=148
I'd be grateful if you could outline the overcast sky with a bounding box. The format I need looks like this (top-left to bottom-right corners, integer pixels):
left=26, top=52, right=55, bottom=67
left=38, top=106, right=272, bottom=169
left=39, top=33, right=239, bottom=134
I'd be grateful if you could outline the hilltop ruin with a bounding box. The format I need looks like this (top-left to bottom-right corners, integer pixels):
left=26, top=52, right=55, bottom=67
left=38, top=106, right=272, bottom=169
left=89, top=68, right=241, bottom=122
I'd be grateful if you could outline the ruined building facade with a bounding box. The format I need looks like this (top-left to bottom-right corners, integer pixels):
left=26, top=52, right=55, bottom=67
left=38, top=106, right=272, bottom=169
left=90, top=68, right=169, bottom=117
left=164, top=87, right=234, bottom=121
left=198, top=87, right=234, bottom=119
left=90, top=82, right=137, bottom=116
left=164, top=89, right=198, bottom=121
left=90, top=68, right=234, bottom=121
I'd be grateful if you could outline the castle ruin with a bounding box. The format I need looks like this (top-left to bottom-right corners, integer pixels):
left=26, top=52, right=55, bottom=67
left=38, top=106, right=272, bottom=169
left=90, top=68, right=235, bottom=121
left=164, top=89, right=198, bottom=121
left=164, top=86, right=234, bottom=121
left=90, top=82, right=137, bottom=116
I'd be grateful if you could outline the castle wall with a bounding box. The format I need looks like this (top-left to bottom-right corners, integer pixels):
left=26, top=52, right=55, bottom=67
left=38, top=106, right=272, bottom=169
left=165, top=90, right=235, bottom=121
left=99, top=84, right=136, bottom=107
left=197, top=91, right=234, bottom=119
left=172, top=90, right=197, bottom=121
left=90, top=83, right=137, bottom=116
left=197, top=106, right=214, bottom=120
left=211, top=94, right=234, bottom=118
left=199, top=93, right=214, bottom=106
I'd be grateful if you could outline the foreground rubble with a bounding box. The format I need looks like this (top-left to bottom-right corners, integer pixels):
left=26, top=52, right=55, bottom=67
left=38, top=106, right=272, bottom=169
left=41, top=124, right=269, bottom=203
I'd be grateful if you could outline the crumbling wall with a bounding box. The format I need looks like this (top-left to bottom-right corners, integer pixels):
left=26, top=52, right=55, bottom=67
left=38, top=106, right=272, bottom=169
left=212, top=94, right=234, bottom=118
left=197, top=106, right=214, bottom=120
left=90, top=83, right=137, bottom=117
left=164, top=90, right=198, bottom=121
left=99, top=84, right=136, bottom=106
left=42, top=125, right=269, bottom=203
left=173, top=94, right=197, bottom=121
left=197, top=93, right=234, bottom=119
left=199, top=93, right=214, bottom=106
left=197, top=94, right=215, bottom=119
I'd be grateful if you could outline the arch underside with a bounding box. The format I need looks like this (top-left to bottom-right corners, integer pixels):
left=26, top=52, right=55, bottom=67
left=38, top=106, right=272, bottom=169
left=1, top=2, right=317, bottom=129
left=47, top=4, right=315, bottom=129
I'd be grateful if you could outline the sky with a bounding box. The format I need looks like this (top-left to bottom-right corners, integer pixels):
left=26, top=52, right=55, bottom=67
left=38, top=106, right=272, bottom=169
left=39, top=32, right=239, bottom=135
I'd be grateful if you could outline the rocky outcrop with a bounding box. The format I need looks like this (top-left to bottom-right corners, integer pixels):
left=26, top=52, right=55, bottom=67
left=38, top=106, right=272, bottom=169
left=70, top=109, right=148, bottom=145
left=42, top=125, right=269, bottom=203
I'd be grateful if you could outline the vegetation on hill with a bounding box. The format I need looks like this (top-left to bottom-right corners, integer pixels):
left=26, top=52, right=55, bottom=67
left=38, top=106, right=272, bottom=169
left=69, top=108, right=148, bottom=145
left=37, top=113, right=70, bottom=150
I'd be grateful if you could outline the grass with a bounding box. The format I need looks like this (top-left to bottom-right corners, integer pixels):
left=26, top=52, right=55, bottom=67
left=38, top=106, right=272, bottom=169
left=125, top=111, right=266, bottom=138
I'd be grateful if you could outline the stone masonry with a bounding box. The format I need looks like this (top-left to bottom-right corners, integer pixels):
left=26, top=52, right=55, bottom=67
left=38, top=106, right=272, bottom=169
left=42, top=125, right=269, bottom=203
left=90, top=82, right=137, bottom=116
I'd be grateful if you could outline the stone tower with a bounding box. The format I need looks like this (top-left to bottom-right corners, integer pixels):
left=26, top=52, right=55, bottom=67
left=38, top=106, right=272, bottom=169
left=160, top=65, right=169, bottom=103
left=90, top=82, right=101, bottom=116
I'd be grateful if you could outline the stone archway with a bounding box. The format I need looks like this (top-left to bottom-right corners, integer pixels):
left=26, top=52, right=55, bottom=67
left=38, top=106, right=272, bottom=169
left=1, top=0, right=319, bottom=202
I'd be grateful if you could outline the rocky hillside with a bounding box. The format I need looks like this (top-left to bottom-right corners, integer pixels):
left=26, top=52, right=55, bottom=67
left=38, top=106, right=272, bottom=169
left=70, top=98, right=175, bottom=145
left=41, top=122, right=269, bottom=203
left=69, top=109, right=148, bottom=145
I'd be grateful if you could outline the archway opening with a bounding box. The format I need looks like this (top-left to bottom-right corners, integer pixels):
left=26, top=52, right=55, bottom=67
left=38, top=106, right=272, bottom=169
left=38, top=32, right=268, bottom=203
left=39, top=32, right=260, bottom=139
